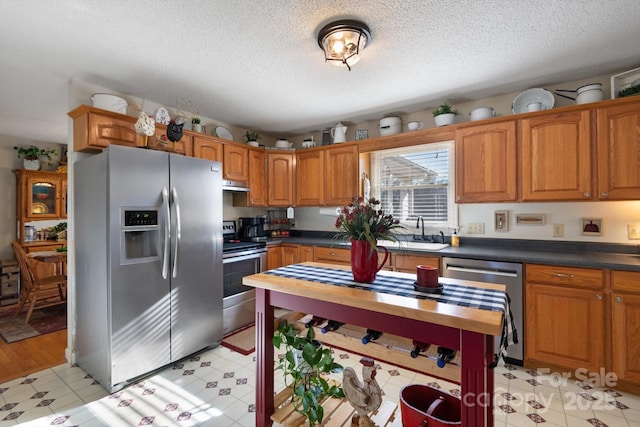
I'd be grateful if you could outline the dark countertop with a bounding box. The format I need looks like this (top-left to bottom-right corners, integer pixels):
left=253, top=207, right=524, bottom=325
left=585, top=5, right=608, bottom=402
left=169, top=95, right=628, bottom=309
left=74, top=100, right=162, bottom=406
left=265, top=235, right=640, bottom=272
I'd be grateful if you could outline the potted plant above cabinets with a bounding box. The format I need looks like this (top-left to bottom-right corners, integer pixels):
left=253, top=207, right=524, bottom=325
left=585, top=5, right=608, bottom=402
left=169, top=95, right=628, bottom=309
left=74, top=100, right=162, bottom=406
left=243, top=131, right=261, bottom=147
left=13, top=145, right=57, bottom=170
left=192, top=117, right=202, bottom=133
left=432, top=103, right=459, bottom=126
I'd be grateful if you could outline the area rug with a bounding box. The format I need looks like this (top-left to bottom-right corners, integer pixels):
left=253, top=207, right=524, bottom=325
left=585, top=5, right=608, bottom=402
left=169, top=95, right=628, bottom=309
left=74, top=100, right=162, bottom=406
left=0, top=304, right=67, bottom=343
left=221, top=324, right=255, bottom=355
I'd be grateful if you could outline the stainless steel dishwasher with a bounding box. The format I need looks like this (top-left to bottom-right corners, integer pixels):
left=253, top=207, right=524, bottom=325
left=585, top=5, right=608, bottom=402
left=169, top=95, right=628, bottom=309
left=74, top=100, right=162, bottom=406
left=442, top=257, right=523, bottom=364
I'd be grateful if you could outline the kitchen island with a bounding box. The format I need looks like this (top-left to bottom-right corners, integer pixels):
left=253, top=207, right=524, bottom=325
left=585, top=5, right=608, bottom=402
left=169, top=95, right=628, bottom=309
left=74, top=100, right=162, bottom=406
left=243, top=262, right=509, bottom=427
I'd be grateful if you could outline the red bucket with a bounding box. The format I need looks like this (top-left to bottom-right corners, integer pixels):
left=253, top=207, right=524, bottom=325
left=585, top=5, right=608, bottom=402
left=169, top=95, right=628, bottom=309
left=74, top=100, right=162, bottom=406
left=399, top=384, right=461, bottom=426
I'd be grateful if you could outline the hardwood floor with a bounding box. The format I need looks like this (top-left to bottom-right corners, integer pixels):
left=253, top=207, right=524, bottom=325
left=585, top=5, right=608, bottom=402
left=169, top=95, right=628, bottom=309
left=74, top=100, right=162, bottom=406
left=0, top=329, right=67, bottom=384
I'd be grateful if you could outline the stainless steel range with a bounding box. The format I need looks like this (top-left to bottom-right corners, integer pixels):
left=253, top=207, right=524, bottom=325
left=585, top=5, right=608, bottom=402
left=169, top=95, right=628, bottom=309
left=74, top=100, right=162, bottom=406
left=222, top=220, right=266, bottom=335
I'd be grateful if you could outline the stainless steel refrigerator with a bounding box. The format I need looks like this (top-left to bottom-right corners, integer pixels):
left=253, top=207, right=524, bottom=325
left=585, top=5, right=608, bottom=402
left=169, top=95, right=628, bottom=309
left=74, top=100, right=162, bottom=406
left=75, top=145, right=223, bottom=392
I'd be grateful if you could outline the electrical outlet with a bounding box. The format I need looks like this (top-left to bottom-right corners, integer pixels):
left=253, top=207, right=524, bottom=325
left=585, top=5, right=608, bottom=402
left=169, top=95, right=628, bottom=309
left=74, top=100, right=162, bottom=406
left=552, top=223, right=564, bottom=237
left=468, top=222, right=485, bottom=234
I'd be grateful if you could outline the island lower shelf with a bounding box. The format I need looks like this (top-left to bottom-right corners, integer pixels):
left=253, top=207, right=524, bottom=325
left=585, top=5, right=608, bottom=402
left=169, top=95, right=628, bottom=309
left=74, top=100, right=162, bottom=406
left=282, top=312, right=462, bottom=384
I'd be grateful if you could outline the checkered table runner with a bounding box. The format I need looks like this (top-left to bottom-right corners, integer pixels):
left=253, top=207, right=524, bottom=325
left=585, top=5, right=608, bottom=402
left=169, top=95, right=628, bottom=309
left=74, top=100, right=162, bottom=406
left=264, top=263, right=517, bottom=365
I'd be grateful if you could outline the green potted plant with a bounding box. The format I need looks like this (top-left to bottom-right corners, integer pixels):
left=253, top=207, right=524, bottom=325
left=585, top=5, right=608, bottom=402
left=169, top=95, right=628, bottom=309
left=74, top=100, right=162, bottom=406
left=243, top=131, right=261, bottom=146
left=273, top=320, right=344, bottom=425
left=191, top=117, right=203, bottom=133
left=432, top=103, right=459, bottom=126
left=14, top=145, right=57, bottom=170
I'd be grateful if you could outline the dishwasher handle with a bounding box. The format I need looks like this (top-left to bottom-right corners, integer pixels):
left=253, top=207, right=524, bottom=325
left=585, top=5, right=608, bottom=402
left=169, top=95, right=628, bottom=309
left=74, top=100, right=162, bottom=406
left=445, top=265, right=519, bottom=278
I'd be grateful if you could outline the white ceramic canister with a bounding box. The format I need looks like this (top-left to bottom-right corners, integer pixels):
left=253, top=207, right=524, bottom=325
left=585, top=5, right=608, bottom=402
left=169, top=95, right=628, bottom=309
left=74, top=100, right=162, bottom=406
left=379, top=116, right=402, bottom=136
left=469, top=107, right=495, bottom=121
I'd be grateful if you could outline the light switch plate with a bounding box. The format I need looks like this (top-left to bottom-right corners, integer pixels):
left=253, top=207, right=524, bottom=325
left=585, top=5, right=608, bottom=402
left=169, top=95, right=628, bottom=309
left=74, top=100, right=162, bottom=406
left=468, top=222, right=485, bottom=234
left=629, top=223, right=640, bottom=240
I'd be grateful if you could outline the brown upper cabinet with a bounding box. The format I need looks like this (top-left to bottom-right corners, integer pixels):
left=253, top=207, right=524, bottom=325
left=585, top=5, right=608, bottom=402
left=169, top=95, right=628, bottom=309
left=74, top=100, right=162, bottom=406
left=296, top=150, right=325, bottom=206
left=223, top=144, right=249, bottom=183
left=267, top=152, right=294, bottom=206
left=519, top=110, right=592, bottom=201
left=192, top=136, right=223, bottom=162
left=455, top=121, right=517, bottom=203
left=70, top=106, right=144, bottom=152
left=596, top=101, right=640, bottom=200
left=324, top=145, right=360, bottom=206
left=234, top=148, right=267, bottom=207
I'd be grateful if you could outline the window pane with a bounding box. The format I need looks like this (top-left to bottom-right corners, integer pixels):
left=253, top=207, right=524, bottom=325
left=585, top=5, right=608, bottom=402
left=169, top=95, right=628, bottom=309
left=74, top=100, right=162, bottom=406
left=371, top=142, right=455, bottom=228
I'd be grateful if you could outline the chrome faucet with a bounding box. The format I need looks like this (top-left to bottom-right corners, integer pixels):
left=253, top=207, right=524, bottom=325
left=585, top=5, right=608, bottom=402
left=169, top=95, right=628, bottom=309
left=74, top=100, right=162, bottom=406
left=416, top=216, right=425, bottom=240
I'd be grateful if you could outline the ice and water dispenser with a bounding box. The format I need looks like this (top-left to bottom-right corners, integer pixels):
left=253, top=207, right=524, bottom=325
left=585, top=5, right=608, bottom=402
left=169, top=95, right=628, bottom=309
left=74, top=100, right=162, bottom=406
left=121, top=209, right=161, bottom=264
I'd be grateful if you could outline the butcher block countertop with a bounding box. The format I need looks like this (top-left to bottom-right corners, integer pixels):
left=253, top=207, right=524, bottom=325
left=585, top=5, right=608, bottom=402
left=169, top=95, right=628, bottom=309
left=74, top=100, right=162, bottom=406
left=243, top=262, right=505, bottom=337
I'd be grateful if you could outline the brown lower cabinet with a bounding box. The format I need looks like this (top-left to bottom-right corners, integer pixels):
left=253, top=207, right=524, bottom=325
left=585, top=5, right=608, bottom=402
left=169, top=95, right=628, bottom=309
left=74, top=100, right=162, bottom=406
left=526, top=264, right=640, bottom=390
left=611, top=271, right=640, bottom=385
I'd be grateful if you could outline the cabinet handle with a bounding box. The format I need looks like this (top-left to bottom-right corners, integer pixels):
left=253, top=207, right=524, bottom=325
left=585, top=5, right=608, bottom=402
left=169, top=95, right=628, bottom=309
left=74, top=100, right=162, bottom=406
left=551, top=273, right=575, bottom=279
left=595, top=294, right=603, bottom=300
left=600, top=192, right=608, bottom=198
left=583, top=192, right=591, bottom=198
left=615, top=296, right=623, bottom=303
left=329, top=251, right=335, bottom=256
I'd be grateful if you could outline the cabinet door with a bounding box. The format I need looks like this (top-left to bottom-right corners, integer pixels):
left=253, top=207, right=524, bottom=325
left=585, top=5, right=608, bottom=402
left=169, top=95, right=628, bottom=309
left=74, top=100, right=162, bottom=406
left=223, top=144, right=249, bottom=182
left=314, top=246, right=351, bottom=265
left=193, top=136, right=223, bottom=162
left=296, top=151, right=324, bottom=206
left=455, top=121, right=517, bottom=202
left=324, top=145, right=359, bottom=206
left=299, top=245, right=314, bottom=262
left=267, top=245, right=283, bottom=270
left=520, top=110, right=592, bottom=201
left=268, top=153, right=294, bottom=206
left=612, top=293, right=640, bottom=383
left=248, top=149, right=267, bottom=206
left=282, top=245, right=299, bottom=266
left=393, top=253, right=440, bottom=273
left=147, top=125, right=192, bottom=156
left=26, top=175, right=61, bottom=219
left=525, top=283, right=604, bottom=372
left=87, top=112, right=142, bottom=149
left=597, top=102, right=640, bottom=200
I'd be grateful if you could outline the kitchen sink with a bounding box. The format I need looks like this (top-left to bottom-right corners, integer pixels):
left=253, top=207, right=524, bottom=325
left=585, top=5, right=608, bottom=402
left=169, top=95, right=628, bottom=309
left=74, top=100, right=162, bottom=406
left=376, top=240, right=449, bottom=251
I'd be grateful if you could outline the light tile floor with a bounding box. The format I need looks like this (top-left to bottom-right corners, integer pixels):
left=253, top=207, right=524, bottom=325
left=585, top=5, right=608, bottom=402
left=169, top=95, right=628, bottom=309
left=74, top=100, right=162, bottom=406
left=0, top=345, right=638, bottom=426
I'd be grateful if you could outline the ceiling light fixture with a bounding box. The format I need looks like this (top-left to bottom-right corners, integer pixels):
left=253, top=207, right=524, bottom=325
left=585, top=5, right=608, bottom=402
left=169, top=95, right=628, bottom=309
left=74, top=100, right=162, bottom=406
left=317, top=19, right=371, bottom=71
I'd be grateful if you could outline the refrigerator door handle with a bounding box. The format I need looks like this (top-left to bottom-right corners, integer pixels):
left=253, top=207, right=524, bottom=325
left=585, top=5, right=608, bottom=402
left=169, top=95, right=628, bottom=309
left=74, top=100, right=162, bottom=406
left=171, top=187, right=181, bottom=279
left=161, top=186, right=170, bottom=279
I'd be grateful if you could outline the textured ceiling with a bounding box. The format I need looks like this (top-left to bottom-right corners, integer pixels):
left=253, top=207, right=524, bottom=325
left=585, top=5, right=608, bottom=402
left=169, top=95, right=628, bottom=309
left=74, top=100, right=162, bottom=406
left=1, top=0, right=639, bottom=143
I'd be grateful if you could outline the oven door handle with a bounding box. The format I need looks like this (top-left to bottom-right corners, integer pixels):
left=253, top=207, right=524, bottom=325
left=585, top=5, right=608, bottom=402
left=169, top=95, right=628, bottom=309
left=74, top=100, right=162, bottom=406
left=223, top=252, right=264, bottom=264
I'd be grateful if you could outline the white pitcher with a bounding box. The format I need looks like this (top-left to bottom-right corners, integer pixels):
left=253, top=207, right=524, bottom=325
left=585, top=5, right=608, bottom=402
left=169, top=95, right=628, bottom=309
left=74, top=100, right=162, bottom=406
left=330, top=122, right=347, bottom=143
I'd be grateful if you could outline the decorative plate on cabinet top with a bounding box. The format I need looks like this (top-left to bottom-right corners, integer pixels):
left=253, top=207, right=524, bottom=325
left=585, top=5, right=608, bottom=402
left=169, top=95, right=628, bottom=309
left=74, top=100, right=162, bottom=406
left=32, top=202, right=48, bottom=214
left=512, top=88, right=555, bottom=114
left=215, top=126, right=233, bottom=141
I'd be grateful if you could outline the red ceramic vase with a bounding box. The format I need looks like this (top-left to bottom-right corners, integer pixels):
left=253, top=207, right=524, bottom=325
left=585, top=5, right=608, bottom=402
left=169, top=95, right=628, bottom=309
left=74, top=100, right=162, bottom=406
left=350, top=239, right=389, bottom=283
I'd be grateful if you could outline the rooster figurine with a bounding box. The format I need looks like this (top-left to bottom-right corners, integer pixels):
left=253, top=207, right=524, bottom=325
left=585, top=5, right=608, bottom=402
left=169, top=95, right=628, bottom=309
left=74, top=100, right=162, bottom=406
left=343, top=357, right=382, bottom=427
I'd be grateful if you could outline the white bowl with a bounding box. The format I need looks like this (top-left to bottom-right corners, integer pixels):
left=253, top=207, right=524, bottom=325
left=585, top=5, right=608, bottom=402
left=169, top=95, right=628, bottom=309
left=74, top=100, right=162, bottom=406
left=470, top=107, right=495, bottom=121
left=91, top=93, right=128, bottom=114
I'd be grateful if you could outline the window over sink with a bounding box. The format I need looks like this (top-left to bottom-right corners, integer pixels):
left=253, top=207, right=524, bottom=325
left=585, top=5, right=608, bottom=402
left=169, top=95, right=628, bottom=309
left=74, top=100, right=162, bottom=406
left=370, top=141, right=456, bottom=229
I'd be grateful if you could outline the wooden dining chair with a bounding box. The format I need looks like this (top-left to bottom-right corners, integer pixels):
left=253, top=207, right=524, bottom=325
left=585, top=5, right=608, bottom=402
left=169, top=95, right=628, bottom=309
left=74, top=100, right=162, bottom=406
left=11, top=241, right=67, bottom=324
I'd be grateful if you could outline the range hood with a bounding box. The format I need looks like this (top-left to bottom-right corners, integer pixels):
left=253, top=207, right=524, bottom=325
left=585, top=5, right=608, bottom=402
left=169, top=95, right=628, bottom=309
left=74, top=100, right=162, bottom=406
left=222, top=179, right=250, bottom=192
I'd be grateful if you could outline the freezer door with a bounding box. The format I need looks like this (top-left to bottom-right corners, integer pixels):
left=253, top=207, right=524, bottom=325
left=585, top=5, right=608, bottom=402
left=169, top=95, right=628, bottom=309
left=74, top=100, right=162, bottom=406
left=169, top=153, right=223, bottom=361
left=108, top=146, right=172, bottom=385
